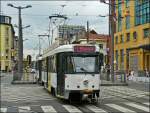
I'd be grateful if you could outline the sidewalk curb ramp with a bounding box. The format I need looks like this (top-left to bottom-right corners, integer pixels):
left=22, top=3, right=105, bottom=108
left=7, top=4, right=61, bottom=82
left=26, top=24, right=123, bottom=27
left=11, top=81, right=36, bottom=84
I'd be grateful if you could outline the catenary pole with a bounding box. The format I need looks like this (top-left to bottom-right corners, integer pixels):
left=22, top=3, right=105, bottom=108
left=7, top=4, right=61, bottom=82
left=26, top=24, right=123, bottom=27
left=7, top=4, right=32, bottom=80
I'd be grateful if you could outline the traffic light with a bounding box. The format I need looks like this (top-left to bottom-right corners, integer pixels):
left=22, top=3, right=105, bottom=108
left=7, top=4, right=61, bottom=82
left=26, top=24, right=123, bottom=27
left=27, top=55, right=32, bottom=65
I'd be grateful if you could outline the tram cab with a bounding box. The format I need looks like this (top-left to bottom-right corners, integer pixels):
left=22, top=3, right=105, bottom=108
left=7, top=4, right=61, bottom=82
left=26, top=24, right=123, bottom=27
left=37, top=44, right=103, bottom=103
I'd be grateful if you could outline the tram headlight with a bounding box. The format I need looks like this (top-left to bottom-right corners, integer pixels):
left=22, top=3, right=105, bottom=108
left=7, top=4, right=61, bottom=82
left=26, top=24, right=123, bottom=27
left=77, top=85, right=80, bottom=88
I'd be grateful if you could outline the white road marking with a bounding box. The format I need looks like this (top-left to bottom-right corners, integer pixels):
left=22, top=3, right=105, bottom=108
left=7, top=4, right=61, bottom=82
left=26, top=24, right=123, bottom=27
left=63, top=105, right=82, bottom=113
left=105, top=104, right=136, bottom=113
left=125, top=103, right=150, bottom=112
left=85, top=105, right=107, bottom=113
left=0, top=108, right=7, bottom=113
left=18, top=106, right=31, bottom=112
left=41, top=106, right=57, bottom=113
left=143, top=102, right=150, bottom=106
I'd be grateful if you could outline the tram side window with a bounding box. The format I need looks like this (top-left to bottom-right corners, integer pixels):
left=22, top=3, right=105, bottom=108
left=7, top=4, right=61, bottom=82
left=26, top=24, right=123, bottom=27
left=48, top=56, right=56, bottom=73
left=41, top=60, right=44, bottom=71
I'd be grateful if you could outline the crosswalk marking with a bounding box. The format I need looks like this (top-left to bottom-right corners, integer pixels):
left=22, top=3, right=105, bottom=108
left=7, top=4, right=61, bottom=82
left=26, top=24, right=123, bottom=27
left=0, top=108, right=7, bottom=113
left=63, top=105, right=82, bottom=113
left=143, top=102, right=150, bottom=106
left=41, top=106, right=57, bottom=113
left=18, top=106, right=31, bottom=112
left=85, top=105, right=107, bottom=113
left=125, top=103, right=150, bottom=112
left=1, top=102, right=149, bottom=113
left=105, top=104, right=136, bottom=113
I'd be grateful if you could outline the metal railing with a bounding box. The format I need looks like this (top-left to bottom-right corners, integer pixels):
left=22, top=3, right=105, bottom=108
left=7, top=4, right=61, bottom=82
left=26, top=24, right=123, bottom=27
left=100, top=70, right=126, bottom=83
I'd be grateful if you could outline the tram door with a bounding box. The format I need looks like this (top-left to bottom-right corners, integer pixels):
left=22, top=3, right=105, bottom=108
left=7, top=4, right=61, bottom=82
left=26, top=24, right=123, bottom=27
left=57, top=53, right=65, bottom=96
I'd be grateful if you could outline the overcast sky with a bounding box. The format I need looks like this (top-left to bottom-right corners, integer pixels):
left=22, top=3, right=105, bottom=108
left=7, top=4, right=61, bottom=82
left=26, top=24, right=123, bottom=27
left=1, top=1, right=109, bottom=60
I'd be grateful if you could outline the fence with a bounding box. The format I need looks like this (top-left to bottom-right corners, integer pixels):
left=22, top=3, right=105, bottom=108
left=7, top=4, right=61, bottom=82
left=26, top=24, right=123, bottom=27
left=100, top=70, right=126, bottom=83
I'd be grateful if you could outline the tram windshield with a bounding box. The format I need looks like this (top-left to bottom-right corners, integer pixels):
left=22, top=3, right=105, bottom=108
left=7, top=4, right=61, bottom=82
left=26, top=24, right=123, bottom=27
left=66, top=55, right=99, bottom=74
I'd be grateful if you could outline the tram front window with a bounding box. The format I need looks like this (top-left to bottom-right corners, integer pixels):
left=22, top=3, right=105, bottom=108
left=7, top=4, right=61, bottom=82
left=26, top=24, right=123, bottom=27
left=66, top=56, right=99, bottom=74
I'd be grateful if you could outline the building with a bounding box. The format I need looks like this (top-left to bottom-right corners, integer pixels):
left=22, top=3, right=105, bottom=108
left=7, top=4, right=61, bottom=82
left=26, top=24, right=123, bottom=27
left=71, top=30, right=111, bottom=66
left=58, top=25, right=85, bottom=43
left=0, top=15, right=15, bottom=72
left=114, top=0, right=150, bottom=75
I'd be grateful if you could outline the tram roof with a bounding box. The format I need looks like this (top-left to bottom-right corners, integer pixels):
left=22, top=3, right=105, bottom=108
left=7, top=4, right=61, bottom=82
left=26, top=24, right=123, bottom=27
left=42, top=44, right=99, bottom=58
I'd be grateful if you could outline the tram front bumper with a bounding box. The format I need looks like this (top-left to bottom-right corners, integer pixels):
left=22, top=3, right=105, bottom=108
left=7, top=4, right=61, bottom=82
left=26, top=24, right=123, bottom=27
left=69, top=89, right=100, bottom=94
left=82, top=89, right=93, bottom=94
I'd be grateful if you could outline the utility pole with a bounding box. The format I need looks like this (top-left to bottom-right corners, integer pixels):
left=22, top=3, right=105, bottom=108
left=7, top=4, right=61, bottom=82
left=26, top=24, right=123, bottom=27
left=110, top=0, right=115, bottom=82
left=49, top=14, right=68, bottom=45
left=7, top=4, right=32, bottom=80
left=100, top=0, right=116, bottom=82
left=51, top=29, right=54, bottom=44
left=87, top=21, right=89, bottom=43
left=38, top=37, right=42, bottom=56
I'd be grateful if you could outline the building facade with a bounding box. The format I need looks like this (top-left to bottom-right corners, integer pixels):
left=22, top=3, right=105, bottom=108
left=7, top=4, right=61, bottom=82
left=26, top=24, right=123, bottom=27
left=58, top=25, right=85, bottom=41
left=114, top=0, right=150, bottom=75
left=0, top=15, right=15, bottom=72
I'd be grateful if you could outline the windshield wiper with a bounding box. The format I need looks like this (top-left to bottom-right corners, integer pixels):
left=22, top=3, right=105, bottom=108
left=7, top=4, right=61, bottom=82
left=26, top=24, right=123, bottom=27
left=80, top=67, right=88, bottom=72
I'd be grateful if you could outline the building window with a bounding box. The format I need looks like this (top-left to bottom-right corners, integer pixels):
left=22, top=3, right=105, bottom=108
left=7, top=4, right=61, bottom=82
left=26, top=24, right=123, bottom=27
left=6, top=49, right=9, bottom=54
left=120, top=49, right=124, bottom=63
left=126, top=49, right=130, bottom=70
left=115, top=36, right=118, bottom=44
left=126, top=33, right=130, bottom=41
left=99, top=44, right=103, bottom=49
left=5, top=27, right=9, bottom=37
left=133, top=31, right=137, bottom=39
left=143, top=28, right=150, bottom=38
left=115, top=50, right=118, bottom=64
left=118, top=1, right=122, bottom=32
left=135, top=0, right=150, bottom=25
left=120, top=35, right=124, bottom=43
left=126, top=15, right=130, bottom=29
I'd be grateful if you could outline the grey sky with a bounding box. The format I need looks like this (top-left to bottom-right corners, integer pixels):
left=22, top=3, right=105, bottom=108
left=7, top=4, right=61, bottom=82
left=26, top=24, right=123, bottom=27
left=1, top=1, right=109, bottom=59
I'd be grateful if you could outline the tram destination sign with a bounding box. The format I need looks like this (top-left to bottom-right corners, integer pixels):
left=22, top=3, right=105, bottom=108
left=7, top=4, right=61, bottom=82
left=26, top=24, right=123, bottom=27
left=74, top=46, right=95, bottom=53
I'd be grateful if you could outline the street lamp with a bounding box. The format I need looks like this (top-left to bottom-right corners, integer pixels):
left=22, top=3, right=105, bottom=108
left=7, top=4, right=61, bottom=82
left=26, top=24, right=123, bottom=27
left=7, top=3, right=32, bottom=80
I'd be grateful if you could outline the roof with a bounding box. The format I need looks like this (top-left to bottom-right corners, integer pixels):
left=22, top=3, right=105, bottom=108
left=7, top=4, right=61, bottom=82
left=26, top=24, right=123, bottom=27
left=81, top=33, right=110, bottom=41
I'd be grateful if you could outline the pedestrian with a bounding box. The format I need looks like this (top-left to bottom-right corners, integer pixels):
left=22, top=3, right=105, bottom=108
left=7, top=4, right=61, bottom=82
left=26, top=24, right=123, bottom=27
left=127, top=70, right=131, bottom=80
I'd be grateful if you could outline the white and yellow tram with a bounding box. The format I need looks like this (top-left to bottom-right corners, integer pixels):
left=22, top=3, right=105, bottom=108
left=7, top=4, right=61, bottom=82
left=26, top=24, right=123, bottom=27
left=36, top=44, right=103, bottom=103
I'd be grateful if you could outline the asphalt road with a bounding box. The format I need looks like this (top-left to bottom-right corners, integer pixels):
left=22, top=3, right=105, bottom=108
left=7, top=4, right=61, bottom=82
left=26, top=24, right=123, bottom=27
left=0, top=73, right=149, bottom=113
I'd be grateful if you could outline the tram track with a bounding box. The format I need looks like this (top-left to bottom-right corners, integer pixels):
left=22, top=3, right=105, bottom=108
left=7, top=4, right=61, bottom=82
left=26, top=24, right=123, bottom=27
left=100, top=88, right=149, bottom=106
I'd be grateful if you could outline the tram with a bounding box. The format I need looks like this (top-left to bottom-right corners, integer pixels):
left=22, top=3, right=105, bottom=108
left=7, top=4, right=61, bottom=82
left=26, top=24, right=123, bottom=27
left=36, top=44, right=103, bottom=103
